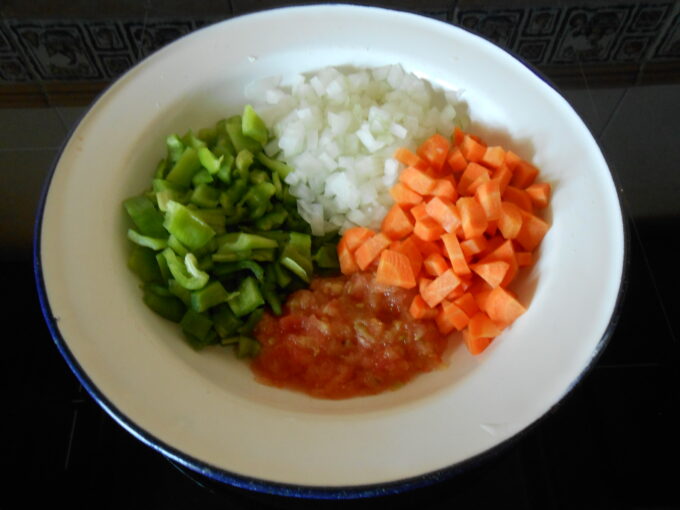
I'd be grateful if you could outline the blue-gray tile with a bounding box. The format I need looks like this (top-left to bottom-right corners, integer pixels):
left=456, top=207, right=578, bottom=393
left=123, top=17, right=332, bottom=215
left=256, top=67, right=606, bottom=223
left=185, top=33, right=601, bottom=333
left=56, top=106, right=87, bottom=133
left=0, top=148, right=57, bottom=259
left=0, top=107, right=66, bottom=149
left=599, top=84, right=680, bottom=219
left=560, top=86, right=627, bottom=138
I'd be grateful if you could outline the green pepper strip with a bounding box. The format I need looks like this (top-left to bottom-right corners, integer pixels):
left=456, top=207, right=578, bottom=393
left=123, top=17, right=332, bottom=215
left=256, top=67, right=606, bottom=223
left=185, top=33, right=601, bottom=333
left=216, top=232, right=278, bottom=253
left=123, top=196, right=166, bottom=237
left=256, top=152, right=294, bottom=179
left=212, top=260, right=265, bottom=282
left=242, top=104, right=268, bottom=145
left=162, top=248, right=209, bottom=290
left=198, top=146, right=224, bottom=175
left=166, top=147, right=202, bottom=188
left=163, top=200, right=215, bottom=252
left=127, top=229, right=167, bottom=251
left=190, top=280, right=229, bottom=313
left=227, top=276, right=264, bottom=317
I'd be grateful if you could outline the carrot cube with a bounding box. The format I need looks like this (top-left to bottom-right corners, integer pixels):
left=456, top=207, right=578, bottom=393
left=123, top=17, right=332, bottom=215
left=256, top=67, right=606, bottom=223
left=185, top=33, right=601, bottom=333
left=354, top=232, right=391, bottom=271
left=417, top=133, right=450, bottom=172
left=516, top=210, right=550, bottom=252
left=421, top=269, right=461, bottom=308
left=481, top=146, right=506, bottom=169
left=423, top=252, right=450, bottom=277
left=510, top=160, right=539, bottom=189
left=457, top=197, right=488, bottom=239
left=436, top=301, right=470, bottom=334
left=525, top=182, right=551, bottom=209
left=399, top=166, right=437, bottom=195
left=376, top=249, right=416, bottom=289
left=414, top=216, right=445, bottom=242
left=410, top=294, right=438, bottom=320
left=425, top=196, right=461, bottom=234
left=390, top=182, right=423, bottom=206
left=381, top=203, right=414, bottom=240
left=459, top=134, right=486, bottom=162
left=475, top=179, right=502, bottom=221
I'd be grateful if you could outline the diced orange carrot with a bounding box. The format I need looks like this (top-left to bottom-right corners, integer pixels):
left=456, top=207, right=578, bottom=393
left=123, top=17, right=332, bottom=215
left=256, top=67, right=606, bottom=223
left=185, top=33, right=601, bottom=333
left=510, top=160, right=539, bottom=189
left=409, top=294, right=438, bottom=320
left=414, top=216, right=445, bottom=242
left=485, top=286, right=526, bottom=326
left=441, top=232, right=472, bottom=277
left=516, top=251, right=533, bottom=267
left=460, top=236, right=488, bottom=260
left=486, top=220, right=498, bottom=237
left=446, top=285, right=466, bottom=301
left=375, top=249, right=416, bottom=289
left=421, top=269, right=461, bottom=308
left=429, top=178, right=458, bottom=201
left=457, top=197, right=488, bottom=239
left=476, top=179, right=502, bottom=221
left=504, top=150, right=522, bottom=171
left=381, top=203, right=414, bottom=240
left=338, top=238, right=360, bottom=275
left=452, top=126, right=465, bottom=146
left=502, top=185, right=534, bottom=213
left=471, top=260, right=510, bottom=288
left=399, top=165, right=437, bottom=195
left=459, top=134, right=486, bottom=162
left=478, top=233, right=505, bottom=258
left=463, top=328, right=492, bottom=355
left=423, top=252, right=449, bottom=277
left=525, top=182, right=551, bottom=209
left=481, top=146, right=506, bottom=169
left=498, top=201, right=523, bottom=239
left=390, top=182, right=423, bottom=206
left=417, top=133, right=450, bottom=172
left=458, top=162, right=489, bottom=196
left=341, top=226, right=375, bottom=253
left=436, top=301, right=470, bottom=334
left=412, top=235, right=442, bottom=258
left=491, top=164, right=513, bottom=194
left=419, top=276, right=433, bottom=295
left=454, top=292, right=479, bottom=318
left=394, top=147, right=426, bottom=169
left=515, top=210, right=550, bottom=252
left=466, top=171, right=491, bottom=196
left=393, top=235, right=423, bottom=276
left=425, top=196, right=461, bottom=234
left=468, top=311, right=503, bottom=339
left=410, top=204, right=429, bottom=223
left=354, top=232, right=391, bottom=271
left=446, top=147, right=467, bottom=172
left=478, top=239, right=518, bottom=288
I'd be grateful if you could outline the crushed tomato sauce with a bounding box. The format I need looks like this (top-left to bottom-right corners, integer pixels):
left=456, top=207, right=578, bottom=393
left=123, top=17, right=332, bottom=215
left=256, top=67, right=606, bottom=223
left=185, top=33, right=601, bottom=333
left=251, top=273, right=448, bottom=399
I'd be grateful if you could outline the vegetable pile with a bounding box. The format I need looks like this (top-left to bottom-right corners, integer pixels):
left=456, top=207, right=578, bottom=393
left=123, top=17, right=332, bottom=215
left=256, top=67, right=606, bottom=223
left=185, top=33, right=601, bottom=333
left=337, top=128, right=551, bottom=355
left=123, top=105, right=339, bottom=357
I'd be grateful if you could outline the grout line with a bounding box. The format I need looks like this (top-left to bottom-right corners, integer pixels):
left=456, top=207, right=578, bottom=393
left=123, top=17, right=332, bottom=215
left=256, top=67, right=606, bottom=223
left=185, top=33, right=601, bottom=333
left=63, top=407, right=79, bottom=470
left=595, top=87, right=629, bottom=141
left=625, top=216, right=679, bottom=346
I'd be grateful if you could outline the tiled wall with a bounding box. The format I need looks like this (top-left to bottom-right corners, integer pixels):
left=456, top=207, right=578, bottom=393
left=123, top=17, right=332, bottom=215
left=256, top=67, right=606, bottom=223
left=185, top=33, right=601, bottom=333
left=1, top=1, right=680, bottom=105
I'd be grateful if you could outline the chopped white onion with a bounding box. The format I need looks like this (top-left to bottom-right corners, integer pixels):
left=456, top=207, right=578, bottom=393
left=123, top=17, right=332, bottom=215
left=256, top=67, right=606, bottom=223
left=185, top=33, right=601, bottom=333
left=248, top=64, right=464, bottom=234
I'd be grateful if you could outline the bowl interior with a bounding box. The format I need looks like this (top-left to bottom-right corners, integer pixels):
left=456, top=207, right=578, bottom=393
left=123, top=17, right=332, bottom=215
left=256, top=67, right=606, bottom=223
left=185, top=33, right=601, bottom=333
left=37, top=5, right=625, bottom=492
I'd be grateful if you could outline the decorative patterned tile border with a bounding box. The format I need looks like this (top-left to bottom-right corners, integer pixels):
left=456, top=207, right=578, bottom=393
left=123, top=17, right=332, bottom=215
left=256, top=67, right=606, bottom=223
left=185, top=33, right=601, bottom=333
left=0, top=1, right=679, bottom=105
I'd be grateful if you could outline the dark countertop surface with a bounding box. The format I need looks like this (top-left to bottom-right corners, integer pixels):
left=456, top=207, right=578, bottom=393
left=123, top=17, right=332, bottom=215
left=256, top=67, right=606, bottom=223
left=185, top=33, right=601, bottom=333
left=2, top=2, right=679, bottom=508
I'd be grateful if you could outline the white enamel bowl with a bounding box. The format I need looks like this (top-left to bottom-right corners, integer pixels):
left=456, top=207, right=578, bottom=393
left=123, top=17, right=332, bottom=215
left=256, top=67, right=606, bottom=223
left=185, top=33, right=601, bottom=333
left=35, top=5, right=626, bottom=498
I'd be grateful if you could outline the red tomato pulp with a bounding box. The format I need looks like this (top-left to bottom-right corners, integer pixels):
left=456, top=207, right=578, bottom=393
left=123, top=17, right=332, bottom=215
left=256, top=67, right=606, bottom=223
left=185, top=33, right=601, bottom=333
left=251, top=273, right=448, bottom=399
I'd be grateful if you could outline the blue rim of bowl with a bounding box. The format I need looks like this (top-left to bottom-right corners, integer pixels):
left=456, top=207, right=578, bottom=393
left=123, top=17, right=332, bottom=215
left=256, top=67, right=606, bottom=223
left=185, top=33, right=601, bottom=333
left=32, top=4, right=630, bottom=500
